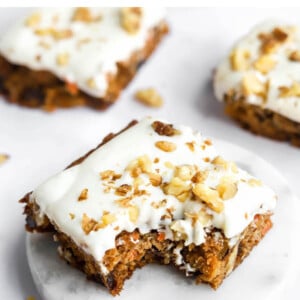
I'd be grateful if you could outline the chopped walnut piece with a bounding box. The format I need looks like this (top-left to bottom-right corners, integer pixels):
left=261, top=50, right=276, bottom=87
left=81, top=213, right=98, bottom=234
left=25, top=13, right=41, bottom=27
left=100, top=212, right=117, bottom=227
left=120, top=7, right=143, bottom=34
left=241, top=73, right=268, bottom=99
left=100, top=170, right=122, bottom=181
left=258, top=27, right=289, bottom=54
left=186, top=142, right=195, bottom=152
left=289, top=50, right=300, bottom=62
left=35, top=28, right=73, bottom=40
left=128, top=205, right=139, bottom=223
left=149, top=172, right=162, bottom=186
left=72, top=7, right=102, bottom=23
left=253, top=55, right=276, bottom=74
left=69, top=213, right=75, bottom=220
left=192, top=184, right=224, bottom=213
left=163, top=177, right=191, bottom=202
left=247, top=178, right=262, bottom=186
left=279, top=82, right=300, bottom=98
left=174, top=165, right=196, bottom=181
left=212, top=156, right=238, bottom=173
left=151, top=121, right=180, bottom=136
left=217, top=177, right=238, bottom=200
left=135, top=88, right=163, bottom=108
left=78, top=188, right=88, bottom=201
left=115, top=184, right=132, bottom=196
left=230, top=48, right=251, bottom=71
left=56, top=52, right=69, bottom=66
left=170, top=220, right=188, bottom=241
left=191, top=171, right=208, bottom=184
left=115, top=196, right=132, bottom=208
left=26, top=296, right=36, bottom=300
left=204, top=139, right=212, bottom=146
left=155, top=141, right=177, bottom=152
left=126, top=155, right=152, bottom=177
left=0, top=154, right=9, bottom=165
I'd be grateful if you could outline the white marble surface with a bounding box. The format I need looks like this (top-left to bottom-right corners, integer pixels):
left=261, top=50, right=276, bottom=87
left=0, top=7, right=300, bottom=300
left=26, top=139, right=299, bottom=300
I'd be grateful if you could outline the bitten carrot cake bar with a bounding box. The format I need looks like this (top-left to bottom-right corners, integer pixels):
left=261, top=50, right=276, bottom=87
left=0, top=8, right=168, bottom=111
left=20, top=117, right=277, bottom=295
left=214, top=21, right=300, bottom=146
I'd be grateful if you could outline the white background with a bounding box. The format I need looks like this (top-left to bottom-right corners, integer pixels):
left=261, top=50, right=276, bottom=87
left=0, top=7, right=299, bottom=299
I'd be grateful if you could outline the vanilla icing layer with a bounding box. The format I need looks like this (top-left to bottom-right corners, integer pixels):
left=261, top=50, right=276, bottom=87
left=0, top=8, right=165, bottom=98
left=214, top=21, right=300, bottom=123
left=30, top=117, right=276, bottom=271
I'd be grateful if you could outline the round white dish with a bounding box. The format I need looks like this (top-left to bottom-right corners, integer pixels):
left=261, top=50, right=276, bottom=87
left=26, top=139, right=298, bottom=300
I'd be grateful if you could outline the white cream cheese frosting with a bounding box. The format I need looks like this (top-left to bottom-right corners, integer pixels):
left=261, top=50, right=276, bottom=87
left=0, top=8, right=165, bottom=98
left=214, top=21, right=300, bottom=123
left=30, top=117, right=276, bottom=272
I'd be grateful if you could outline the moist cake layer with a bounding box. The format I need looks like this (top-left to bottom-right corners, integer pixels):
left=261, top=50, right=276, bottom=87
left=26, top=117, right=277, bottom=275
left=214, top=21, right=300, bottom=123
left=0, top=8, right=166, bottom=99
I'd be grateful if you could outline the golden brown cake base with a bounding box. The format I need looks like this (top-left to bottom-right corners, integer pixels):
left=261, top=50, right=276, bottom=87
left=20, top=120, right=273, bottom=296
left=0, top=22, right=168, bottom=112
left=224, top=94, right=300, bottom=147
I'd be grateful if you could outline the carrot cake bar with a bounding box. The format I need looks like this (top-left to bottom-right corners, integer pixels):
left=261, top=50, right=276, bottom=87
left=0, top=8, right=168, bottom=111
left=214, top=21, right=300, bottom=146
left=20, top=117, right=277, bottom=295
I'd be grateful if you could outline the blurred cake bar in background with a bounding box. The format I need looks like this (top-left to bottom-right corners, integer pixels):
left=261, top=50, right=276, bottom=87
left=20, top=117, right=276, bottom=295
left=0, top=8, right=168, bottom=111
left=214, top=21, right=300, bottom=146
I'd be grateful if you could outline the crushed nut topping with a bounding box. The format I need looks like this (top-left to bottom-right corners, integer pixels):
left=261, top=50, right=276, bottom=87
left=72, top=7, right=102, bottom=23
left=174, top=165, right=196, bottom=181
left=100, top=170, right=122, bottom=181
left=128, top=205, right=139, bottom=223
left=279, top=82, right=300, bottom=98
left=230, top=48, right=251, bottom=71
left=81, top=213, right=98, bottom=234
left=247, top=178, right=262, bottom=186
left=0, top=154, right=9, bottom=165
left=241, top=73, right=268, bottom=99
left=258, top=27, right=289, bottom=54
left=212, top=156, right=238, bottom=173
left=217, top=177, right=238, bottom=200
left=289, top=50, right=300, bottom=62
left=151, top=121, right=180, bottom=136
left=186, top=142, right=195, bottom=152
left=163, top=177, right=191, bottom=203
left=155, top=141, right=177, bottom=152
left=35, top=28, right=73, bottom=40
left=253, top=55, right=276, bottom=74
left=25, top=13, right=41, bottom=27
left=115, top=196, right=132, bottom=208
left=126, top=155, right=152, bottom=177
left=135, top=88, right=163, bottom=108
left=120, top=7, right=143, bottom=34
left=149, top=172, right=162, bottom=186
left=69, top=213, right=75, bottom=220
left=78, top=188, right=88, bottom=201
left=115, top=184, right=132, bottom=196
left=192, top=183, right=224, bottom=213
left=56, top=52, right=70, bottom=66
left=191, top=171, right=208, bottom=183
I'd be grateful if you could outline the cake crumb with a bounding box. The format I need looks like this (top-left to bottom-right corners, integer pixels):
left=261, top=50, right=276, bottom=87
left=135, top=88, right=163, bottom=108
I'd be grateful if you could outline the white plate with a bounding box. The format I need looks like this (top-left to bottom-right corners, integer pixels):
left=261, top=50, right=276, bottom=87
left=26, top=139, right=298, bottom=300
